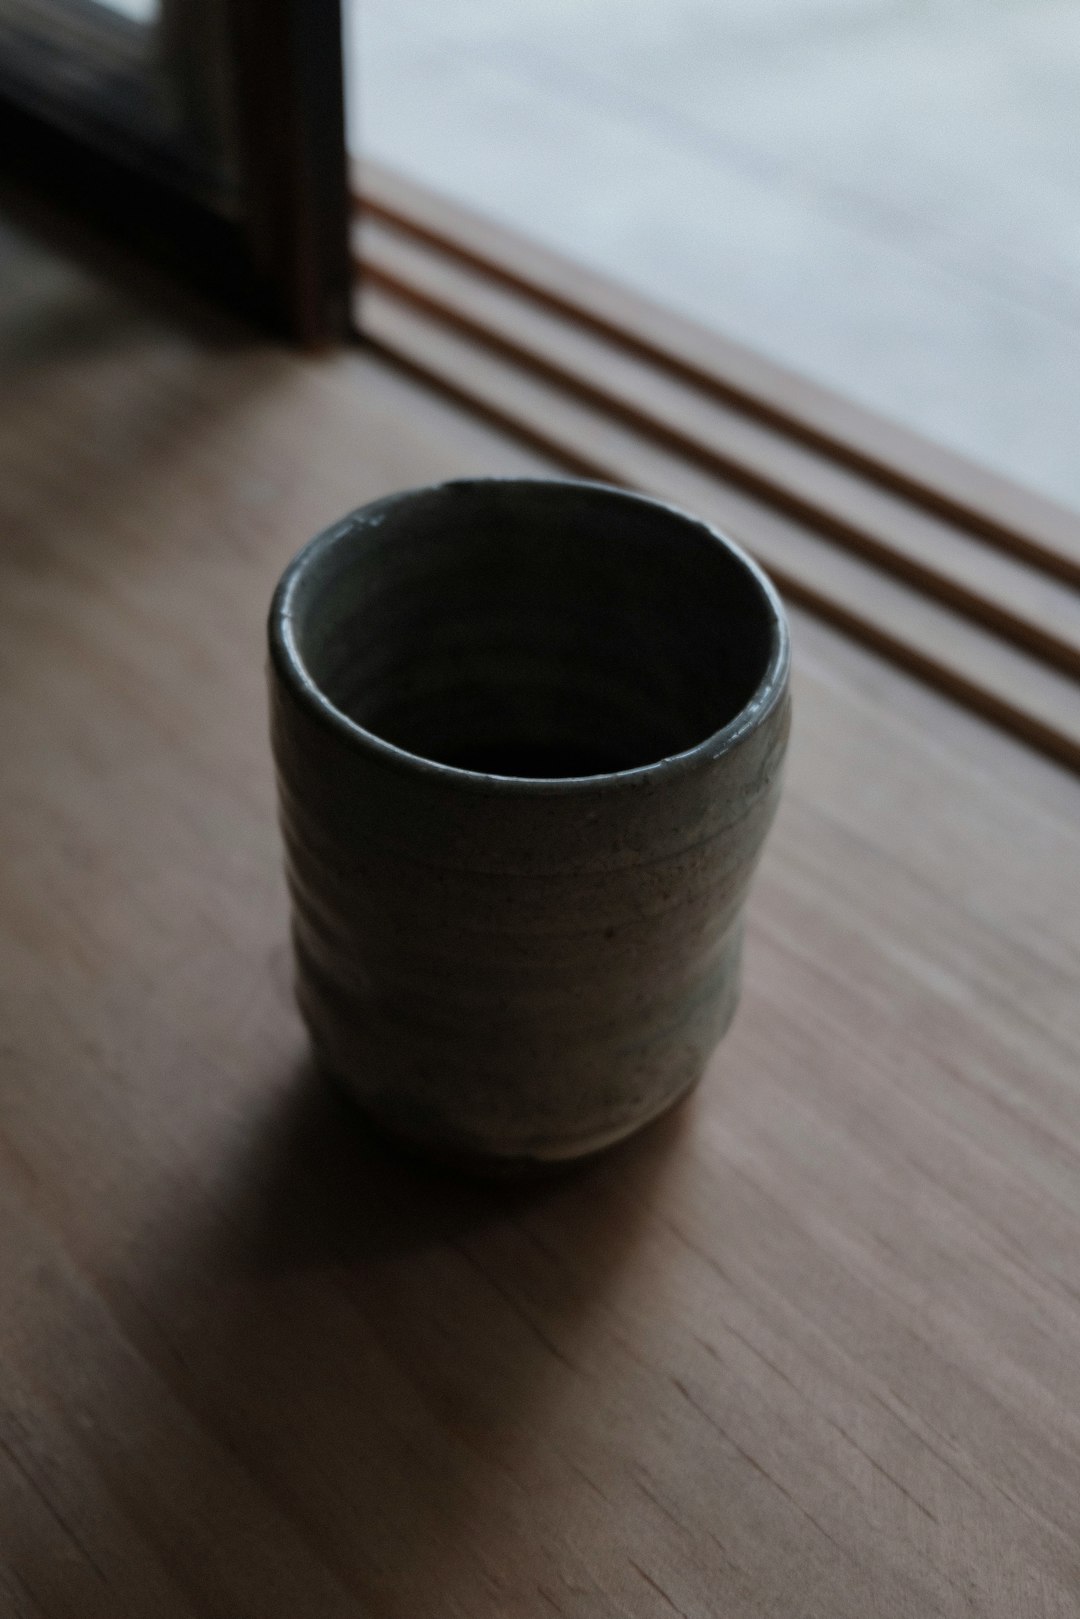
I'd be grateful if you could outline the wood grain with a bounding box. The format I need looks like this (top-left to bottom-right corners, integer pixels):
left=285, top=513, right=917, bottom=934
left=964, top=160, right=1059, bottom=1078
left=2, top=216, right=1080, bottom=1618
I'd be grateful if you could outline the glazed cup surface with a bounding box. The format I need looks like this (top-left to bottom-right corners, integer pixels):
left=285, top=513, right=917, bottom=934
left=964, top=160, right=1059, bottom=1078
left=269, top=478, right=790, bottom=1166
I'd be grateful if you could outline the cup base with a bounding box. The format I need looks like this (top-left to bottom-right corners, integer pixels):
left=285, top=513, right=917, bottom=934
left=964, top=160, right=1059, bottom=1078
left=317, top=1055, right=712, bottom=1179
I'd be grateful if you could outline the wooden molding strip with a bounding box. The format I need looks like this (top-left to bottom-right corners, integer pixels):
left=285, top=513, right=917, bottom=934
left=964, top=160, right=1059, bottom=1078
left=355, top=161, right=1080, bottom=590
left=358, top=216, right=1080, bottom=682
left=359, top=284, right=1080, bottom=773
left=351, top=164, right=1080, bottom=771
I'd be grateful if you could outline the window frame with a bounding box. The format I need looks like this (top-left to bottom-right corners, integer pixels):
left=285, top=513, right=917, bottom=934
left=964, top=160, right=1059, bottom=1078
left=0, top=0, right=351, bottom=343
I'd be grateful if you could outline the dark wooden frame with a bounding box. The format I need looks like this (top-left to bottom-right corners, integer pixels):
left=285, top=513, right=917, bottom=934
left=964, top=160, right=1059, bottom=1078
left=0, top=0, right=351, bottom=344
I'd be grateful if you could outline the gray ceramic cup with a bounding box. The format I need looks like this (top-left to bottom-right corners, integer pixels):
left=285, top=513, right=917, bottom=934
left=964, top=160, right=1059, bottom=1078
left=268, top=479, right=790, bottom=1169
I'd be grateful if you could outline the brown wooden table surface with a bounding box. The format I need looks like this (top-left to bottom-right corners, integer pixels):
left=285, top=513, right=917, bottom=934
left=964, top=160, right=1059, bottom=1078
left=1, top=213, right=1079, bottom=1619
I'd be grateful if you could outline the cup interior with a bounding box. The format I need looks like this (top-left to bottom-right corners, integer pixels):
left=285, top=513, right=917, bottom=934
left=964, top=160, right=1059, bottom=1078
left=282, top=481, right=782, bottom=779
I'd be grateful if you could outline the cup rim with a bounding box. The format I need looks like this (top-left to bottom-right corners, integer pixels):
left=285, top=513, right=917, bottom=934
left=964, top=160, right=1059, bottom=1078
left=268, top=478, right=790, bottom=795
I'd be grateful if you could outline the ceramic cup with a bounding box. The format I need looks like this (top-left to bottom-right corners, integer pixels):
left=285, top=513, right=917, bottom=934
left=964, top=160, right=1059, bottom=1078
left=268, top=479, right=790, bottom=1169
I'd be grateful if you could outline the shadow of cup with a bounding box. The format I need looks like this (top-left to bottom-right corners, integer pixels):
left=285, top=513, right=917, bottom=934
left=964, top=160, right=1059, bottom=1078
left=49, top=1057, right=695, bottom=1613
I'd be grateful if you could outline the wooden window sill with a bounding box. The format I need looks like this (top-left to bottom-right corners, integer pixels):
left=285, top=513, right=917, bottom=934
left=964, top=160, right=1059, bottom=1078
left=1, top=197, right=1078, bottom=1619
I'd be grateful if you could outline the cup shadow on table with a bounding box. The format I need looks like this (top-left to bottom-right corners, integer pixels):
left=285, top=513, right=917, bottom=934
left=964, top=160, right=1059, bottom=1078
left=75, top=1057, right=692, bottom=1615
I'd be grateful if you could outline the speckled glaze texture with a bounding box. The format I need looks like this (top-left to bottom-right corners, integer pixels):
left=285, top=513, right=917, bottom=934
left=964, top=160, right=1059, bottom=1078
left=268, top=479, right=790, bottom=1167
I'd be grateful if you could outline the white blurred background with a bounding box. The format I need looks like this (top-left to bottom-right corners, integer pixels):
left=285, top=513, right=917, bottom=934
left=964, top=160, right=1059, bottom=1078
left=350, top=0, right=1080, bottom=510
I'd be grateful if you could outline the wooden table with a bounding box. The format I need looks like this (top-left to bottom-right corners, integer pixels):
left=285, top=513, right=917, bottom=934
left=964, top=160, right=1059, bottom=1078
left=2, top=210, right=1079, bottom=1619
